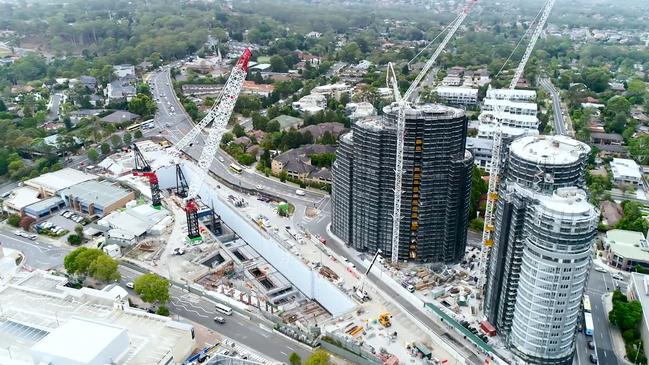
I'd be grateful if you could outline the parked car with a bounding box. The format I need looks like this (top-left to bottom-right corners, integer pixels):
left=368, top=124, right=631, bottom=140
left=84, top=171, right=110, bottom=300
left=13, top=230, right=21, bottom=236
left=126, top=282, right=134, bottom=289
left=588, top=341, right=595, bottom=350
left=594, top=266, right=607, bottom=273
left=589, top=353, right=597, bottom=364
left=612, top=272, right=624, bottom=280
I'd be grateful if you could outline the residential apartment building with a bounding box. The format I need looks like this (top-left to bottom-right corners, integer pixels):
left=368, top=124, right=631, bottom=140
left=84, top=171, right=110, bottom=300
left=484, top=135, right=596, bottom=365
left=610, top=158, right=643, bottom=187
left=435, top=86, right=479, bottom=107
left=332, top=103, right=473, bottom=263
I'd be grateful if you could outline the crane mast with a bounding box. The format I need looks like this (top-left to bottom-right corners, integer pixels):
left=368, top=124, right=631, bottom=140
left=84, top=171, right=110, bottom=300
left=389, top=0, right=477, bottom=264
left=477, top=0, right=556, bottom=292
left=184, top=49, right=251, bottom=239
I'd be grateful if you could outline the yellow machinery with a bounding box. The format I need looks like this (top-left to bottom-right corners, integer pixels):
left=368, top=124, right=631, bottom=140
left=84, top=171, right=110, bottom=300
left=378, top=312, right=392, bottom=327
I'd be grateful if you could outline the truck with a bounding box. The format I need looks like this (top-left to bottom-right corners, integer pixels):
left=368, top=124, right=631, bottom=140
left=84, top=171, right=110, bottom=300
left=353, top=288, right=371, bottom=302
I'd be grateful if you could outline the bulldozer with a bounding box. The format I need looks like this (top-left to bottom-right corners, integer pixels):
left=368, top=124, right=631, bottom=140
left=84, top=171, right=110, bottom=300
left=378, top=312, right=392, bottom=328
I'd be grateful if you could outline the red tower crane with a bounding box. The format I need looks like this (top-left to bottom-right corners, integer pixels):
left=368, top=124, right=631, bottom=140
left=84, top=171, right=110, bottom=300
left=132, top=143, right=162, bottom=208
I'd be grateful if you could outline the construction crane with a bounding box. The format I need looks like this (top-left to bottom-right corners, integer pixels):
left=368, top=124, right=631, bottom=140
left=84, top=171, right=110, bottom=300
left=477, top=0, right=556, bottom=291
left=132, top=143, right=162, bottom=209
left=353, top=249, right=383, bottom=302
left=388, top=0, right=478, bottom=264
left=183, top=49, right=252, bottom=240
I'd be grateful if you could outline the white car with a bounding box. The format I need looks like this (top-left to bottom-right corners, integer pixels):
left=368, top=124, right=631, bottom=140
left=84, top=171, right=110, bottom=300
left=13, top=230, right=21, bottom=236
left=295, top=189, right=305, bottom=196
left=612, top=273, right=624, bottom=280
left=594, top=266, right=607, bottom=273
left=256, top=185, right=264, bottom=190
left=126, top=282, right=134, bottom=289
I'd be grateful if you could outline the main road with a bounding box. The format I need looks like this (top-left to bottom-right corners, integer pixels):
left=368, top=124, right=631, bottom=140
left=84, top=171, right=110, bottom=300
left=539, top=77, right=567, bottom=135
left=145, top=68, right=325, bottom=207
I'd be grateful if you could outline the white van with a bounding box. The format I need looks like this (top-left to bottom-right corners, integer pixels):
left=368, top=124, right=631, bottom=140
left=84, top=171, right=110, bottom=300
left=215, top=303, right=233, bottom=316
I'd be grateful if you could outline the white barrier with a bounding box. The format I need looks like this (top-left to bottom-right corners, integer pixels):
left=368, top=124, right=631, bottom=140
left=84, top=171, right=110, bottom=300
left=156, top=163, right=356, bottom=317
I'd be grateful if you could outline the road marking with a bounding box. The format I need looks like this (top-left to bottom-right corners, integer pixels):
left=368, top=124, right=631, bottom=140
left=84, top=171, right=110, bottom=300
left=280, top=351, right=288, bottom=356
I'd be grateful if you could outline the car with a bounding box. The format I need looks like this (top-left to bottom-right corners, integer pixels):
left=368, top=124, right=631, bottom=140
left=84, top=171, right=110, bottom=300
left=62, top=211, right=71, bottom=218
left=126, top=282, right=134, bottom=289
left=588, top=341, right=595, bottom=350
left=218, top=156, right=225, bottom=163
left=13, top=230, right=21, bottom=236
left=1, top=192, right=10, bottom=198
left=612, top=273, right=624, bottom=280
left=214, top=316, right=226, bottom=324
left=74, top=216, right=84, bottom=223
left=256, top=185, right=263, bottom=190
left=594, top=266, right=607, bottom=273
left=29, top=234, right=37, bottom=240
left=589, top=353, right=597, bottom=364
left=173, top=247, right=185, bottom=255
left=295, top=189, right=305, bottom=196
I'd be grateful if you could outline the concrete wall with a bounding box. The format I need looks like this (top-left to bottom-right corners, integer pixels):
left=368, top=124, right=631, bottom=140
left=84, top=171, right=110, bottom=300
left=156, top=163, right=356, bottom=317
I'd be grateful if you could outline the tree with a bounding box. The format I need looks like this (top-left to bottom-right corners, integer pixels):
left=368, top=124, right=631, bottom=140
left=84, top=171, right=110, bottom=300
left=7, top=214, right=20, bottom=227
left=635, top=264, right=646, bottom=274
left=89, top=255, right=121, bottom=282
left=134, top=273, right=170, bottom=304
left=581, top=67, right=610, bottom=93
left=67, top=234, right=82, bottom=245
left=100, top=143, right=111, bottom=155
left=221, top=132, right=234, bottom=145
left=75, top=224, right=84, bottom=238
left=628, top=135, right=649, bottom=165
left=617, top=201, right=649, bottom=233
left=303, top=350, right=330, bottom=365
left=156, top=305, right=170, bottom=316
left=606, top=96, right=631, bottom=116
left=111, top=134, right=122, bottom=150
left=128, top=93, right=156, bottom=117
left=289, top=352, right=302, bottom=365
left=233, top=123, right=246, bottom=138
left=64, top=247, right=104, bottom=276
left=470, top=166, right=488, bottom=219
left=134, top=130, right=143, bottom=139
left=19, top=216, right=35, bottom=231
left=0, top=99, right=6, bottom=112
left=270, top=55, right=288, bottom=73
left=87, top=148, right=99, bottom=162
left=123, top=132, right=132, bottom=145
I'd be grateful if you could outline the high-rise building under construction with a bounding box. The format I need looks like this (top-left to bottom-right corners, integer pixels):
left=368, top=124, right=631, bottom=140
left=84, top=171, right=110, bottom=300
left=331, top=103, right=473, bottom=263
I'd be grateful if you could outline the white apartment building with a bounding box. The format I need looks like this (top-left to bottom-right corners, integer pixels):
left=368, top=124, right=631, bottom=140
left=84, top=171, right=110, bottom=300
left=435, top=86, right=479, bottom=107
left=312, top=83, right=352, bottom=101
left=485, top=88, right=536, bottom=102
left=510, top=187, right=598, bottom=365
left=292, top=94, right=327, bottom=114
left=610, top=158, right=643, bottom=187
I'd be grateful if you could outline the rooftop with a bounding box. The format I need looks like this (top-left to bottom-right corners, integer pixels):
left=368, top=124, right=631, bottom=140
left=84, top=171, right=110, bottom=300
left=271, top=115, right=304, bottom=130
left=101, top=111, right=140, bottom=124
left=510, top=135, right=591, bottom=165
left=4, top=187, right=40, bottom=211
left=629, top=272, right=649, bottom=334
left=30, top=318, right=127, bottom=365
left=97, top=203, right=170, bottom=237
left=606, top=229, right=649, bottom=262
left=0, top=270, right=193, bottom=365
left=25, top=167, right=97, bottom=194
left=383, top=102, right=465, bottom=119
left=611, top=158, right=642, bottom=179
left=59, top=180, right=132, bottom=208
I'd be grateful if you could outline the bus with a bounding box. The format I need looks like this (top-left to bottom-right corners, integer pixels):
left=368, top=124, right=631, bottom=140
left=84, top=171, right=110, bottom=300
left=215, top=303, right=233, bottom=316
left=584, top=312, right=594, bottom=336
left=229, top=163, right=243, bottom=174
left=126, top=122, right=143, bottom=132
left=583, top=294, right=592, bottom=313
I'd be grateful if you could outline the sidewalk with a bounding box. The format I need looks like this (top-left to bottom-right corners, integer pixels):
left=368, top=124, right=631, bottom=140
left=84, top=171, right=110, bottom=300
left=602, top=293, right=634, bottom=365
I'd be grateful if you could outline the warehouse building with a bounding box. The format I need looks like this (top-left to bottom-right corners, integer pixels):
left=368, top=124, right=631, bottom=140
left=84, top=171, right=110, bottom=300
left=332, top=103, right=473, bottom=263
left=23, top=196, right=66, bottom=219
left=59, top=180, right=134, bottom=218
left=24, top=168, right=97, bottom=197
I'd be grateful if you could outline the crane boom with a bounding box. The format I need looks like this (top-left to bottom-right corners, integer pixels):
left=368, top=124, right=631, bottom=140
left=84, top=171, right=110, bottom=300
left=181, top=49, right=251, bottom=240
left=169, top=85, right=227, bottom=158
left=390, top=0, right=477, bottom=264
left=186, top=49, right=251, bottom=200
left=477, top=0, right=555, bottom=292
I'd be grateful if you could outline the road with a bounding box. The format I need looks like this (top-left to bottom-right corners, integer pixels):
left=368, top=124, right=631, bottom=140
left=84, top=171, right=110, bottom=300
left=119, top=266, right=310, bottom=362
left=539, top=78, right=567, bottom=135
left=145, top=69, right=325, bottom=206
left=581, top=264, right=628, bottom=365
left=48, top=93, right=62, bottom=121
left=0, top=226, right=70, bottom=270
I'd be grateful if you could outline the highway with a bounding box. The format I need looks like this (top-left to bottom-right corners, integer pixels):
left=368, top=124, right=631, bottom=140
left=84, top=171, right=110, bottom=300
left=539, top=77, right=567, bottom=135
left=145, top=68, right=325, bottom=206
